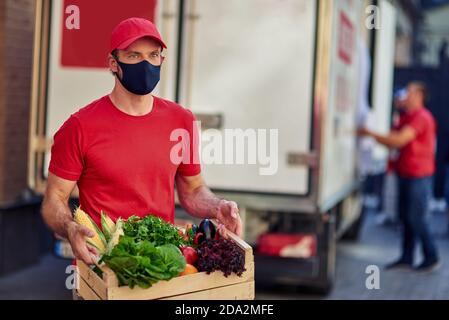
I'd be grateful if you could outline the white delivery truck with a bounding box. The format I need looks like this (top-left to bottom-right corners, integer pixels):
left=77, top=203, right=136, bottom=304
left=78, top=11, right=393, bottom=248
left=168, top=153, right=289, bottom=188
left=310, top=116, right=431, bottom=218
left=30, top=0, right=396, bottom=293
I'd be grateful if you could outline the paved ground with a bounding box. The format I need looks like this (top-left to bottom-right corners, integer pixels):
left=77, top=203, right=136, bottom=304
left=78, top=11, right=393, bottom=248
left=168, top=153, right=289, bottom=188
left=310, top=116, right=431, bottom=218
left=0, top=253, right=72, bottom=300
left=257, top=209, right=449, bottom=300
left=1, top=210, right=448, bottom=300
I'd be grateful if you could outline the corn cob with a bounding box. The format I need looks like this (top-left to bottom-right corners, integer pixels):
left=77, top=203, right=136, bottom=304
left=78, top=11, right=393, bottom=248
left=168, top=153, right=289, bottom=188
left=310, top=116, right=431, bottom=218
left=106, top=218, right=124, bottom=254
left=73, top=207, right=107, bottom=254
left=101, top=211, right=116, bottom=242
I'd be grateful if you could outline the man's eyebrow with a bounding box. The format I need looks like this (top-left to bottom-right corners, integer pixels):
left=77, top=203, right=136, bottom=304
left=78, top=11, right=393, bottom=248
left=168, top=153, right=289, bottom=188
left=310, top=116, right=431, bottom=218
left=124, top=51, right=142, bottom=55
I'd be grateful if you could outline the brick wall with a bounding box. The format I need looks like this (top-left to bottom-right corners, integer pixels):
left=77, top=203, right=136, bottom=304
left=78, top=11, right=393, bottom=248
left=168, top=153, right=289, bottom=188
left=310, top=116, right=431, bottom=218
left=0, top=0, right=35, bottom=204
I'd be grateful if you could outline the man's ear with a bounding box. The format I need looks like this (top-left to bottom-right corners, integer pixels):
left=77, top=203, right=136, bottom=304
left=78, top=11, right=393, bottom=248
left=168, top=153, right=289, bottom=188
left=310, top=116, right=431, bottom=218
left=108, top=54, right=119, bottom=74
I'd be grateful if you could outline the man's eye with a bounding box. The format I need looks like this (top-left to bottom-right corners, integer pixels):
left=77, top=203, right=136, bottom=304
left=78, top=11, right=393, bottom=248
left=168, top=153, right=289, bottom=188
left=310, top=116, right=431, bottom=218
left=129, top=54, right=139, bottom=59
left=151, top=52, right=160, bottom=58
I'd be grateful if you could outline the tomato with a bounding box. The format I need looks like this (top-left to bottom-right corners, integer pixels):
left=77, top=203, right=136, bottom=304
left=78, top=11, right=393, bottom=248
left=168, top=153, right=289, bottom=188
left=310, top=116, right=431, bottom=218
left=181, top=246, right=198, bottom=265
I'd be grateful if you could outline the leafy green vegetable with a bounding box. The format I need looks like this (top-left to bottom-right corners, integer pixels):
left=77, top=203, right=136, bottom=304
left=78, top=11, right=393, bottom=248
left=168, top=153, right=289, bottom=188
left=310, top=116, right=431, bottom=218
left=185, top=227, right=195, bottom=247
left=101, top=236, right=186, bottom=289
left=123, top=215, right=187, bottom=247
left=100, top=216, right=189, bottom=289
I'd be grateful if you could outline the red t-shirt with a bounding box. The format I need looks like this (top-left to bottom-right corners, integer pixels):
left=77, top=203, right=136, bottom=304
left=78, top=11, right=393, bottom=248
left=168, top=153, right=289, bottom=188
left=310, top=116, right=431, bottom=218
left=49, top=95, right=201, bottom=226
left=395, top=107, right=436, bottom=178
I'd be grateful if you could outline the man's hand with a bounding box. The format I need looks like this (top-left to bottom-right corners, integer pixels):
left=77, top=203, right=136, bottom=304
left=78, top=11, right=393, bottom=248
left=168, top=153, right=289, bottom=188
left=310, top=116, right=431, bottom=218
left=66, top=221, right=99, bottom=265
left=176, top=174, right=244, bottom=238
left=215, top=199, right=243, bottom=238
left=357, top=127, right=372, bottom=137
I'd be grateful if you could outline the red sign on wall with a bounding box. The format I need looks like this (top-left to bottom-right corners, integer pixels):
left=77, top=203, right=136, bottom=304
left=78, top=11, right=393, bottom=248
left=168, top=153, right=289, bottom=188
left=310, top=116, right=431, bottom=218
left=61, top=0, right=157, bottom=69
left=338, top=11, right=354, bottom=65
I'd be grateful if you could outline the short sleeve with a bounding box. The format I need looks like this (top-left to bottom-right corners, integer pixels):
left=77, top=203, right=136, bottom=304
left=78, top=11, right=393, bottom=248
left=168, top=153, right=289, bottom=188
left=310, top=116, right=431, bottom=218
left=48, top=116, right=85, bottom=181
left=176, top=110, right=202, bottom=177
left=407, top=115, right=427, bottom=137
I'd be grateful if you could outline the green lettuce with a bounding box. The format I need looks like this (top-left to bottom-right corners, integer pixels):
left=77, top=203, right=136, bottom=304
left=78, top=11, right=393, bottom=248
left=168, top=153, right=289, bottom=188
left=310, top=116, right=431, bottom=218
left=101, top=236, right=186, bottom=289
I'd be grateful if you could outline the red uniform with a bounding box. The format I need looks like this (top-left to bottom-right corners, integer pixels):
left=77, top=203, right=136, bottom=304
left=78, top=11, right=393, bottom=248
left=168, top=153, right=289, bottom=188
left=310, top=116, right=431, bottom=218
left=49, top=95, right=201, bottom=225
left=395, top=107, right=436, bottom=178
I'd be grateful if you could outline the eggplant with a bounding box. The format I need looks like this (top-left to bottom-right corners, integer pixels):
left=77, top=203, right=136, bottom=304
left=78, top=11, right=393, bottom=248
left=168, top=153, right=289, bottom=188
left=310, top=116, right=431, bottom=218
left=198, top=219, right=216, bottom=241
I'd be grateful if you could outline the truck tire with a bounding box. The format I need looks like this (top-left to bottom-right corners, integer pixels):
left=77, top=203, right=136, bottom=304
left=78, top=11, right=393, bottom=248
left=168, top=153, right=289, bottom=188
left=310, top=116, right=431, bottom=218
left=314, top=214, right=336, bottom=296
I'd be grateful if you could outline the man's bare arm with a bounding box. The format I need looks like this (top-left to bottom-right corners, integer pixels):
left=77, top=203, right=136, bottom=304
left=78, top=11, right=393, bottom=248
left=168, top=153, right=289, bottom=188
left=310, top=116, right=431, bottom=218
left=176, top=173, right=220, bottom=219
left=42, top=173, right=97, bottom=264
left=176, top=173, right=243, bottom=236
left=358, top=126, right=417, bottom=149
left=42, top=173, right=77, bottom=238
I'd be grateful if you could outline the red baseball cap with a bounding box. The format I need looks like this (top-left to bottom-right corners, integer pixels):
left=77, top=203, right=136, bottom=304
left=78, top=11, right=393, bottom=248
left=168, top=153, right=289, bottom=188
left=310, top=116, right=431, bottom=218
left=110, top=17, right=167, bottom=53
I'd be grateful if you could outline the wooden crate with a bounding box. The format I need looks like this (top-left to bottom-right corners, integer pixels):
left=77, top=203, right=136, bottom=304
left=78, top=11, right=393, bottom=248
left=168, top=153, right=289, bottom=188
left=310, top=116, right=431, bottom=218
left=76, top=232, right=254, bottom=300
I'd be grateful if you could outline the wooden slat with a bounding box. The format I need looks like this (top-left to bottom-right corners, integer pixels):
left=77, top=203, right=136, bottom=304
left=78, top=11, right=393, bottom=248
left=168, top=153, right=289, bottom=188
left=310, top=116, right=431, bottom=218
left=101, top=265, right=119, bottom=287
left=77, top=277, right=102, bottom=300
left=245, top=249, right=254, bottom=265
left=77, top=261, right=108, bottom=299
left=37, top=1, right=50, bottom=139
left=107, top=262, right=254, bottom=300
left=161, top=281, right=255, bottom=300
left=29, top=0, right=51, bottom=193
left=28, top=0, right=43, bottom=190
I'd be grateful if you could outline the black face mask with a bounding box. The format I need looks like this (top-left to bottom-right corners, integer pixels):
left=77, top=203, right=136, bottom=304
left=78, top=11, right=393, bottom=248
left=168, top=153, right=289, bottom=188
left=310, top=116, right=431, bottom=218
left=115, top=59, right=161, bottom=95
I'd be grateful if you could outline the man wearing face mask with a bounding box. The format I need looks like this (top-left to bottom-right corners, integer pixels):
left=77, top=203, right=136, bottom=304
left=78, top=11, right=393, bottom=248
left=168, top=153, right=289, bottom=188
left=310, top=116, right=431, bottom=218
left=358, top=81, right=440, bottom=272
left=41, top=18, right=242, bottom=265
